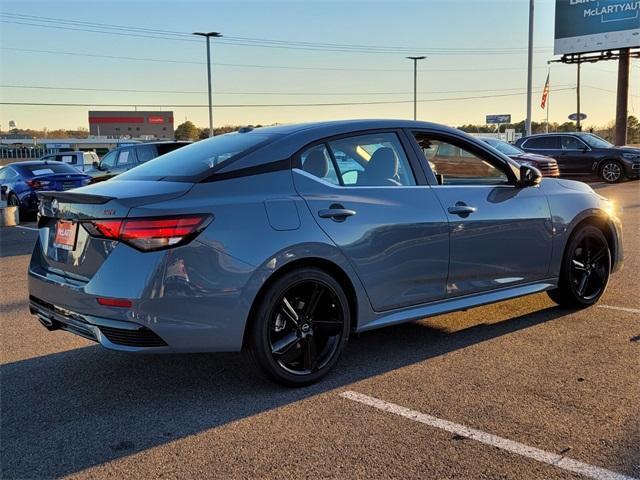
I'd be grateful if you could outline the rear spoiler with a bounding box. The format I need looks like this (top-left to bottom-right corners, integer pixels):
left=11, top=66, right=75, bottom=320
left=38, top=191, right=114, bottom=205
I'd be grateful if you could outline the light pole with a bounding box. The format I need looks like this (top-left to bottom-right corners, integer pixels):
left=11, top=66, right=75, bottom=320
left=193, top=31, right=222, bottom=137
left=406, top=56, right=426, bottom=120
left=525, top=0, right=534, bottom=136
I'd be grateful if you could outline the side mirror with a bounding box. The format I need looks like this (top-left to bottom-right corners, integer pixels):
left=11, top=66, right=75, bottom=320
left=519, top=165, right=542, bottom=187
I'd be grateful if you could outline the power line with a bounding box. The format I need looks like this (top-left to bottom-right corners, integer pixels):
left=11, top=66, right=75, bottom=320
left=0, top=88, right=574, bottom=108
left=0, top=83, right=576, bottom=96
left=0, top=13, right=554, bottom=55
left=1, top=47, right=549, bottom=73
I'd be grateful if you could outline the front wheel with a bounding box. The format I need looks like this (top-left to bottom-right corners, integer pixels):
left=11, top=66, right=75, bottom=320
left=547, top=225, right=610, bottom=308
left=600, top=160, right=623, bottom=183
left=248, top=268, right=350, bottom=386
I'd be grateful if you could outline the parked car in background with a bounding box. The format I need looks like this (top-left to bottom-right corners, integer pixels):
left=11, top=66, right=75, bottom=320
left=87, top=141, right=190, bottom=183
left=28, top=120, right=622, bottom=386
left=0, top=161, right=90, bottom=216
left=480, top=137, right=559, bottom=177
left=515, top=132, right=640, bottom=183
left=39, top=151, right=99, bottom=173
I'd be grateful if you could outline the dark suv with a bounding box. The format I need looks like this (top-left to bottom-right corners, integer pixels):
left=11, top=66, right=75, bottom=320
left=87, top=141, right=190, bottom=183
left=515, top=133, right=640, bottom=183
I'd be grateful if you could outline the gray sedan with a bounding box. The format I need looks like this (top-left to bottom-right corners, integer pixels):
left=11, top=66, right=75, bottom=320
left=28, top=120, right=623, bottom=386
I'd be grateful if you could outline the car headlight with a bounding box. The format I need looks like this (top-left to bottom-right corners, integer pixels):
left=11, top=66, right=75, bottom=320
left=622, top=153, right=640, bottom=160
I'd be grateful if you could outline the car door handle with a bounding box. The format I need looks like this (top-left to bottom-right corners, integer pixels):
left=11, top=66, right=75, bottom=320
left=318, top=205, right=356, bottom=221
left=448, top=203, right=476, bottom=216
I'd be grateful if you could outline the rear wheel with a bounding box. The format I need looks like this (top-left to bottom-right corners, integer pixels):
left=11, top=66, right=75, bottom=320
left=547, top=225, right=610, bottom=308
left=248, top=268, right=350, bottom=386
left=600, top=160, right=623, bottom=183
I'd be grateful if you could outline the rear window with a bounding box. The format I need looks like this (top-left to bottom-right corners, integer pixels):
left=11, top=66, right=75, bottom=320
left=115, top=133, right=274, bottom=181
left=19, top=163, right=79, bottom=176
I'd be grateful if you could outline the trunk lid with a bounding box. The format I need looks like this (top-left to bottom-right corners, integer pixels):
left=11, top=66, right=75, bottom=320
left=34, top=180, right=193, bottom=282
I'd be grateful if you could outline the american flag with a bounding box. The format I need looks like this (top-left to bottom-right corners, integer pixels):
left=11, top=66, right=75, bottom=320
left=540, top=73, right=549, bottom=109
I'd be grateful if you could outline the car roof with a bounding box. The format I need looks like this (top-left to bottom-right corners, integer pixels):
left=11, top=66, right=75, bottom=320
left=3, top=160, right=70, bottom=166
left=245, top=119, right=458, bottom=136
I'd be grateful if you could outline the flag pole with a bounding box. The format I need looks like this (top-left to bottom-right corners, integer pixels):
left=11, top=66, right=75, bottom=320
left=546, top=68, right=550, bottom=133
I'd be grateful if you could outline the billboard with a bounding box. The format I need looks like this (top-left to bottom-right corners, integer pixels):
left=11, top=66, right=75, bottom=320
left=486, top=114, right=511, bottom=124
left=555, top=0, right=640, bottom=55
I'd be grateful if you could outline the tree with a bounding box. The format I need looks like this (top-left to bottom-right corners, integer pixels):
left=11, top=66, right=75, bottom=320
left=174, top=121, right=199, bottom=140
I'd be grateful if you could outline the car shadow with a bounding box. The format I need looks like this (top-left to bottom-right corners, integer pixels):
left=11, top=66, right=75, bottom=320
left=2, top=305, right=569, bottom=478
left=0, top=226, right=37, bottom=258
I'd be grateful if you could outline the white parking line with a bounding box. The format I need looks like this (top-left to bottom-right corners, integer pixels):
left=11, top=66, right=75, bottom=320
left=14, top=225, right=38, bottom=231
left=340, top=391, right=637, bottom=480
left=598, top=305, right=640, bottom=315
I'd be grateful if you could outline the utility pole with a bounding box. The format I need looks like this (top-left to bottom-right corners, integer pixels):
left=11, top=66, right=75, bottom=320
left=193, top=31, right=222, bottom=137
left=406, top=56, right=426, bottom=120
left=525, top=0, right=534, bottom=136
left=615, top=47, right=630, bottom=145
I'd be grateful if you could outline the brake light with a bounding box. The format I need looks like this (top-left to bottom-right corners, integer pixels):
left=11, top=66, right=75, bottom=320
left=86, top=215, right=211, bottom=251
left=97, top=297, right=132, bottom=308
left=26, top=179, right=51, bottom=190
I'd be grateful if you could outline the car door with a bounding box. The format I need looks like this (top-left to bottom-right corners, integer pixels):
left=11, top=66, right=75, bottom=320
left=558, top=136, right=593, bottom=174
left=114, top=147, right=138, bottom=174
left=292, top=130, right=449, bottom=312
left=409, top=130, right=553, bottom=297
left=521, top=135, right=564, bottom=168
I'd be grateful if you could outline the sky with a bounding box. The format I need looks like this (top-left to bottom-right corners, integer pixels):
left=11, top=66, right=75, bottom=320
left=0, top=0, right=638, bottom=132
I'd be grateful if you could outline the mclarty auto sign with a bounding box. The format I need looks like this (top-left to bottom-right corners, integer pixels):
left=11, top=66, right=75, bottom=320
left=554, top=0, right=640, bottom=54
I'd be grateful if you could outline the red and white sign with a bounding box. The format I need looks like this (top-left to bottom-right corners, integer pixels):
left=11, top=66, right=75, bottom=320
left=148, top=115, right=165, bottom=124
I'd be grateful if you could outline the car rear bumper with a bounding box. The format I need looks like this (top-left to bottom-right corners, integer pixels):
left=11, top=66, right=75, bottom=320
left=27, top=237, right=256, bottom=353
left=29, top=295, right=168, bottom=351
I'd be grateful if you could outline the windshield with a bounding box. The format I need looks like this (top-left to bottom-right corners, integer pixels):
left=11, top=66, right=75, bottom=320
left=115, top=132, right=275, bottom=181
left=19, top=163, right=80, bottom=176
left=482, top=138, right=522, bottom=156
left=580, top=134, right=612, bottom=148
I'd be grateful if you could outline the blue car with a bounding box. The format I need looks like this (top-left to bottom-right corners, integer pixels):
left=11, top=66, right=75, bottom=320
left=27, top=120, right=623, bottom=386
left=0, top=161, right=91, bottom=216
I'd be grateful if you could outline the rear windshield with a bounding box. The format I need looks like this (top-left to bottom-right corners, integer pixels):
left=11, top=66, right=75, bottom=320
left=115, top=133, right=274, bottom=182
left=19, top=163, right=80, bottom=176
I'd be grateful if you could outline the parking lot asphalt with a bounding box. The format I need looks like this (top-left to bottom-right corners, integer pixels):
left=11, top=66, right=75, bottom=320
left=1, top=180, right=638, bottom=480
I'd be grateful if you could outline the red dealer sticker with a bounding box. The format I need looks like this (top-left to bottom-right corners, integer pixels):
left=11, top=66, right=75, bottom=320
left=54, top=220, right=78, bottom=251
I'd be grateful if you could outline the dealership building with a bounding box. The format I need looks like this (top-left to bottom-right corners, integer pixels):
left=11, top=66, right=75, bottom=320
left=88, top=111, right=174, bottom=139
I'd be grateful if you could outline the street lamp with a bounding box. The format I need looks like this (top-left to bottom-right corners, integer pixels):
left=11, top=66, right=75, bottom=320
left=406, top=56, right=426, bottom=120
left=193, top=31, right=222, bottom=137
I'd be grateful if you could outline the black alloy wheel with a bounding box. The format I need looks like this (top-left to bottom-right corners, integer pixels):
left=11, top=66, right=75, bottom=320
left=248, top=268, right=350, bottom=386
left=547, top=225, right=610, bottom=308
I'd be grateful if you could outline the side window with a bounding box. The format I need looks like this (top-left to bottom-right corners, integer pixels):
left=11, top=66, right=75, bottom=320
left=561, top=136, right=585, bottom=150
left=414, top=135, right=509, bottom=186
left=328, top=132, right=416, bottom=186
left=58, top=154, right=75, bottom=164
left=523, top=136, right=559, bottom=149
left=300, top=145, right=340, bottom=186
left=116, top=148, right=135, bottom=167
left=100, top=151, right=117, bottom=169
left=135, top=145, right=158, bottom=163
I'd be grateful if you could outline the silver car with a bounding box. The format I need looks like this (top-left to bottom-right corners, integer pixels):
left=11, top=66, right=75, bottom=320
left=28, top=120, right=623, bottom=386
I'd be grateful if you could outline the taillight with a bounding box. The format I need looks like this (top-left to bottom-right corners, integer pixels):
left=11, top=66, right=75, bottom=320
left=26, top=179, right=50, bottom=190
left=85, top=215, right=211, bottom=251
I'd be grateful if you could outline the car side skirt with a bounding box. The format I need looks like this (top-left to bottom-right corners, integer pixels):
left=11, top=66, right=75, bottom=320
left=359, top=278, right=558, bottom=332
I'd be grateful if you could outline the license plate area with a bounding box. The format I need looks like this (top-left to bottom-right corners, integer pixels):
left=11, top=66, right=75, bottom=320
left=53, top=220, right=78, bottom=251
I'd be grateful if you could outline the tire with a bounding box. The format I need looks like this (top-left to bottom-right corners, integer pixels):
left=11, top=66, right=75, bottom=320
left=547, top=225, right=610, bottom=308
left=600, top=160, right=623, bottom=183
left=247, top=267, right=351, bottom=387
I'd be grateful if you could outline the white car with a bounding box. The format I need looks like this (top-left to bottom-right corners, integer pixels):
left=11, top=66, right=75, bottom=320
left=39, top=151, right=100, bottom=173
